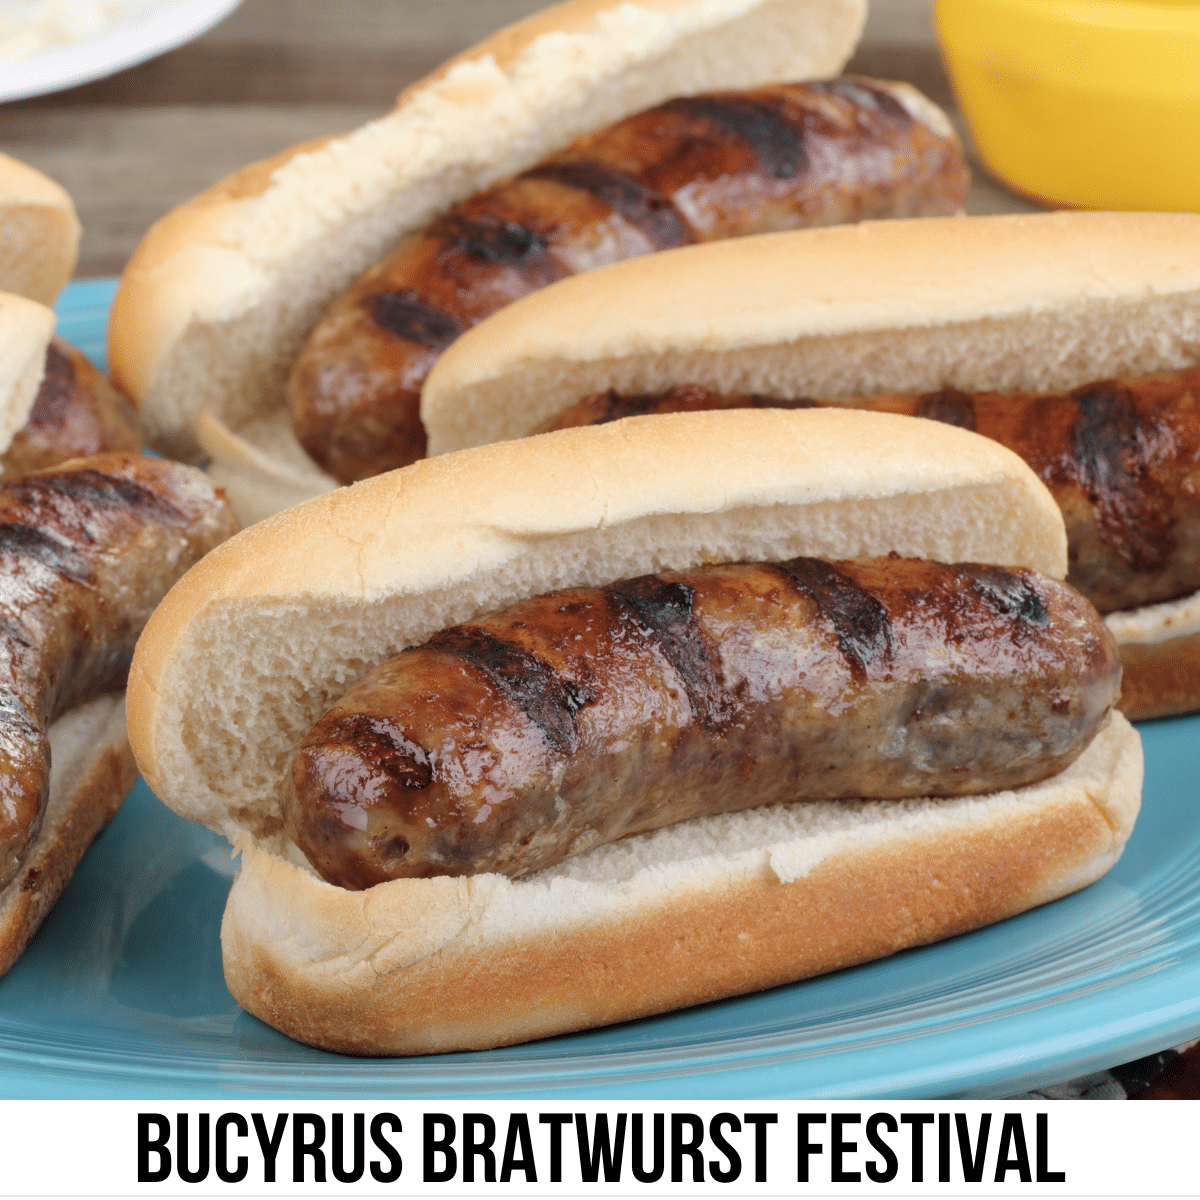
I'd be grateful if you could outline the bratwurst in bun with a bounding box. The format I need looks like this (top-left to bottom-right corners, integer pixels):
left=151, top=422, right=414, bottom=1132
left=420, top=210, right=1200, bottom=719
left=286, top=75, right=966, bottom=483
left=109, top=0, right=871, bottom=473
left=128, top=409, right=1141, bottom=1054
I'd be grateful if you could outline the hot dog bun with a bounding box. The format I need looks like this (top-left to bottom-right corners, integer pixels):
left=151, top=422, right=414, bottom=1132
left=128, top=408, right=1141, bottom=1054
left=108, top=0, right=867, bottom=472
left=420, top=210, right=1200, bottom=720
left=0, top=292, right=55, bottom=455
left=0, top=152, right=79, bottom=308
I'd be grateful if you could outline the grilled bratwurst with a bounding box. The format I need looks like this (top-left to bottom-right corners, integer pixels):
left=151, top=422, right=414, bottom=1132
left=0, top=454, right=238, bottom=888
left=288, top=78, right=968, bottom=483
left=285, top=554, right=1119, bottom=889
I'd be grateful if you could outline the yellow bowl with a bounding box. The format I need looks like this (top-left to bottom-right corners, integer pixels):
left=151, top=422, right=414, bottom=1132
left=935, top=0, right=1200, bottom=210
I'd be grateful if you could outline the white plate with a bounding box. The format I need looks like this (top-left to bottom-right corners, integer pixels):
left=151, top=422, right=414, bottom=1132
left=0, top=0, right=242, bottom=102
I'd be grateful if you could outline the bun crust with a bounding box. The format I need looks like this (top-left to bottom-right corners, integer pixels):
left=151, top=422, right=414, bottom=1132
left=108, top=0, right=866, bottom=460
left=0, top=153, right=79, bottom=308
left=0, top=696, right=135, bottom=978
left=122, top=408, right=1138, bottom=1055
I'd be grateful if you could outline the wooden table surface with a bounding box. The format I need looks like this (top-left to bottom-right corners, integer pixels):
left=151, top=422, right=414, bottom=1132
left=0, top=0, right=1042, bottom=279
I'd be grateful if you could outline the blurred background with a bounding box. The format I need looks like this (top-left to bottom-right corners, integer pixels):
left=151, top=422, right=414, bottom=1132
left=0, top=0, right=1043, bottom=278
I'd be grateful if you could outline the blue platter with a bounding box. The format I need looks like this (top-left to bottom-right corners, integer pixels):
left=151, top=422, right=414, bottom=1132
left=0, top=281, right=1197, bottom=1100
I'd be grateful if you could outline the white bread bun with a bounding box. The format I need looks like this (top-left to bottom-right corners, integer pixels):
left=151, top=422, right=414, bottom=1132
left=423, top=211, right=1200, bottom=452
left=0, top=152, right=79, bottom=308
left=127, top=409, right=1141, bottom=1054
left=108, top=0, right=866, bottom=467
left=0, top=291, right=55, bottom=456
left=421, top=210, right=1200, bottom=719
left=0, top=695, right=136, bottom=978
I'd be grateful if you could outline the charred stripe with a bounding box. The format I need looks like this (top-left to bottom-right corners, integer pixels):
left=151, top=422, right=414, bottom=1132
left=659, top=95, right=808, bottom=180
left=524, top=161, right=694, bottom=249
left=812, top=79, right=913, bottom=123
left=958, top=564, right=1050, bottom=627
left=311, top=710, right=433, bottom=791
left=1072, top=380, right=1173, bottom=572
left=916, top=388, right=978, bottom=431
left=5, top=469, right=186, bottom=522
left=0, top=690, right=39, bottom=738
left=776, top=557, right=894, bottom=681
left=0, top=523, right=92, bottom=584
left=610, top=575, right=733, bottom=734
left=429, top=625, right=593, bottom=754
left=363, top=289, right=465, bottom=350
left=432, top=212, right=552, bottom=265
left=1072, top=381, right=1142, bottom=493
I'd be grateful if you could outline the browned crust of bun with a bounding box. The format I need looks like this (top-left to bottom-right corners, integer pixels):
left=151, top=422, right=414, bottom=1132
left=0, top=697, right=135, bottom=978
left=222, top=716, right=1140, bottom=1055
left=1117, top=635, right=1200, bottom=722
left=0, top=153, right=80, bottom=308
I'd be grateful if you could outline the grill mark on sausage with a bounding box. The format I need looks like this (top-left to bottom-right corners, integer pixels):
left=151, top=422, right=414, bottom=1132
left=958, top=564, right=1050, bottom=627
left=0, top=524, right=92, bottom=583
left=916, top=388, right=978, bottom=431
left=775, top=556, right=894, bottom=681
left=1071, top=381, right=1174, bottom=572
left=523, top=161, right=694, bottom=250
left=609, top=575, right=733, bottom=733
left=432, top=212, right=551, bottom=265
left=429, top=625, right=593, bottom=753
left=0, top=614, right=32, bottom=649
left=659, top=95, right=809, bottom=179
left=316, top=710, right=433, bottom=791
left=363, top=289, right=466, bottom=351
left=813, top=78, right=914, bottom=123
left=5, top=468, right=187, bottom=522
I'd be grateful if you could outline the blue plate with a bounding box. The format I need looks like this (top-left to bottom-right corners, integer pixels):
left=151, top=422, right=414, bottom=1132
left=1, top=282, right=1198, bottom=1100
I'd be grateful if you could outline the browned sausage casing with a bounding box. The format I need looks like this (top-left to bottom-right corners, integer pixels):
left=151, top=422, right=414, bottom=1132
left=288, top=78, right=969, bottom=484
left=0, top=454, right=239, bottom=889
left=284, top=555, right=1118, bottom=890
left=0, top=339, right=142, bottom=480
left=534, top=368, right=1200, bottom=615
